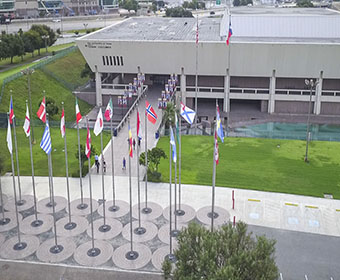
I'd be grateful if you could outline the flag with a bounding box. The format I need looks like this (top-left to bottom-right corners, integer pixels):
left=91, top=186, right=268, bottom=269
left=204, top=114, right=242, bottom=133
left=196, top=17, right=199, bottom=44
left=40, top=120, right=52, bottom=155
left=170, top=127, right=176, bottom=163
left=94, top=108, right=103, bottom=136
left=60, top=108, right=65, bottom=138
left=128, top=123, right=133, bottom=158
left=146, top=100, right=157, bottom=124
left=180, top=102, right=196, bottom=125
left=75, top=98, right=82, bottom=124
left=214, top=130, right=219, bottom=165
left=175, top=113, right=179, bottom=143
left=137, top=110, right=142, bottom=140
left=23, top=104, right=30, bottom=137
left=216, top=105, right=224, bottom=143
left=104, top=98, right=113, bottom=121
left=227, top=16, right=232, bottom=46
left=85, top=122, right=91, bottom=158
left=9, top=96, right=14, bottom=124
left=37, top=97, right=46, bottom=123
left=7, top=117, right=12, bottom=154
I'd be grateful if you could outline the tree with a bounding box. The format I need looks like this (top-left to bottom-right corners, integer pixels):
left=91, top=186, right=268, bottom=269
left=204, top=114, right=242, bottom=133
left=296, top=0, right=313, bottom=7
left=23, top=30, right=42, bottom=57
left=140, top=147, right=167, bottom=182
left=233, top=0, right=241, bottom=6
left=119, top=0, right=138, bottom=11
left=37, top=96, right=59, bottom=117
left=162, top=102, right=176, bottom=129
left=165, top=7, right=193, bottom=17
left=80, top=63, right=95, bottom=81
left=163, top=222, right=279, bottom=280
left=30, top=24, right=57, bottom=54
left=74, top=144, right=98, bottom=177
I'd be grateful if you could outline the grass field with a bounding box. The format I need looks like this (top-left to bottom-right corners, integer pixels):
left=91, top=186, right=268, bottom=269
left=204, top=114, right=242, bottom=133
left=0, top=69, right=92, bottom=122
left=157, top=136, right=340, bottom=199
left=0, top=127, right=110, bottom=177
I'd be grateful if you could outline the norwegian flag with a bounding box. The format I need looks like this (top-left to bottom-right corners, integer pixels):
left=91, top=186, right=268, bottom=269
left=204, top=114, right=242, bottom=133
left=214, top=130, right=219, bottom=165
left=9, top=96, right=14, bottom=124
left=23, top=104, right=30, bottom=137
left=37, top=97, right=46, bottom=123
left=60, top=108, right=65, bottom=138
left=137, top=110, right=142, bottom=140
left=85, top=121, right=91, bottom=159
left=145, top=100, right=157, bottom=124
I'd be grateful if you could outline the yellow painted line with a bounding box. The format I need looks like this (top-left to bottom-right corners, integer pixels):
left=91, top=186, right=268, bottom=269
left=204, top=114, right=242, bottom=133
left=305, top=205, right=318, bottom=209
left=248, top=199, right=261, bottom=202
left=336, top=209, right=340, bottom=212
left=285, top=203, right=298, bottom=207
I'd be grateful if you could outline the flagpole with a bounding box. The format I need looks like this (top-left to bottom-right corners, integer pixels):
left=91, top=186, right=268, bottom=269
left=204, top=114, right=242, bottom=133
left=109, top=103, right=117, bottom=212
left=76, top=97, right=85, bottom=208
left=211, top=104, right=217, bottom=232
left=169, top=133, right=173, bottom=256
left=9, top=114, right=24, bottom=249
left=194, top=15, right=199, bottom=136
left=27, top=100, right=40, bottom=226
left=136, top=108, right=144, bottom=234
left=226, top=12, right=231, bottom=137
left=177, top=98, right=184, bottom=215
left=62, top=103, right=74, bottom=230
left=143, top=98, right=150, bottom=214
left=100, top=125, right=109, bottom=230
left=174, top=127, right=178, bottom=233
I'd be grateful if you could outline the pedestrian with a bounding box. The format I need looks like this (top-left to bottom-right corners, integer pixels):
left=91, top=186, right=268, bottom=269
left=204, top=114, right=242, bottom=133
left=95, top=154, right=99, bottom=173
left=96, top=160, right=100, bottom=174
left=138, top=137, right=141, bottom=147
left=133, top=138, right=136, bottom=150
left=122, top=157, right=126, bottom=170
left=103, top=160, right=106, bottom=173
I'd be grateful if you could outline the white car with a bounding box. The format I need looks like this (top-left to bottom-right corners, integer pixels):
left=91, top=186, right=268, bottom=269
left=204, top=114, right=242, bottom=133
left=52, top=18, right=61, bottom=22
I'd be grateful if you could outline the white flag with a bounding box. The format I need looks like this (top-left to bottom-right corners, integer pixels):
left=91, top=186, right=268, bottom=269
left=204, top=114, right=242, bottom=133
left=7, top=118, right=12, bottom=154
left=60, top=108, right=65, bottom=138
left=23, top=104, right=30, bottom=137
left=180, top=102, right=196, bottom=125
left=93, top=108, right=103, bottom=136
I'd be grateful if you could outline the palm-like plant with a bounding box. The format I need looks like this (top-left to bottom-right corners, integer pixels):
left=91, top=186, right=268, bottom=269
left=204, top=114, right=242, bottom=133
left=162, top=101, right=177, bottom=129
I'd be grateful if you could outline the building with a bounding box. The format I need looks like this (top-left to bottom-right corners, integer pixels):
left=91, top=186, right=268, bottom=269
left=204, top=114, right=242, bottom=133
left=76, top=7, right=340, bottom=119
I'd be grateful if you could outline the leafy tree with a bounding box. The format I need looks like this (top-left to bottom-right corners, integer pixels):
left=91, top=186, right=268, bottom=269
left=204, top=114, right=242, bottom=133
left=165, top=7, right=193, bottom=17
left=23, top=30, right=41, bottom=57
left=119, top=0, right=138, bottom=11
left=162, top=101, right=176, bottom=129
left=296, top=0, right=313, bottom=7
left=30, top=24, right=57, bottom=54
left=37, top=96, right=59, bottom=116
left=139, top=147, right=167, bottom=173
left=0, top=34, right=25, bottom=63
left=233, top=0, right=241, bottom=6
left=74, top=144, right=98, bottom=177
left=163, top=222, right=278, bottom=280
left=80, top=63, right=95, bottom=81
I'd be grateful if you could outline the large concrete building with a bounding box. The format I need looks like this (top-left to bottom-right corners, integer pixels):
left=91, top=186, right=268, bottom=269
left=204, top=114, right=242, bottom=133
left=76, top=7, right=340, bottom=119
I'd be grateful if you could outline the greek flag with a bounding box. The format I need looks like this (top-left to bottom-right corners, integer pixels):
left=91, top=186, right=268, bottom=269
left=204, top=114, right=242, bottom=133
left=170, top=127, right=177, bottom=163
left=40, top=120, right=52, bottom=154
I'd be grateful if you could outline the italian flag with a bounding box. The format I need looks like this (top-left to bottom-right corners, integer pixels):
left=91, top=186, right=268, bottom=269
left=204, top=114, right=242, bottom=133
left=104, top=98, right=113, bottom=121
left=75, top=98, right=82, bottom=124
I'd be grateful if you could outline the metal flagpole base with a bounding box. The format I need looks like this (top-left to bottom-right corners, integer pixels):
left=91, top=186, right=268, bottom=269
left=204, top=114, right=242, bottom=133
left=125, top=251, right=139, bottom=260
left=132, top=202, right=162, bottom=221
left=122, top=221, right=158, bottom=243
left=141, top=207, right=152, bottom=214
left=0, top=212, right=21, bottom=232
left=134, top=227, right=146, bottom=235
left=4, top=195, right=35, bottom=212
left=50, top=244, right=64, bottom=254
left=196, top=206, right=230, bottom=227
left=175, top=209, right=185, bottom=216
left=21, top=214, right=53, bottom=235
left=207, top=212, right=219, bottom=219
left=69, top=198, right=99, bottom=216
left=77, top=203, right=88, bottom=210
left=31, top=220, right=44, bottom=227
left=163, top=204, right=196, bottom=224
left=99, top=224, right=112, bottom=232
left=170, top=229, right=180, bottom=238
left=64, top=222, right=77, bottom=230
left=165, top=253, right=176, bottom=263
left=86, top=218, right=122, bottom=240
left=37, top=237, right=76, bottom=263
left=55, top=216, right=88, bottom=237
left=0, top=218, right=10, bottom=226
left=0, top=235, right=39, bottom=260
left=13, top=242, right=27, bottom=251
left=37, top=196, right=67, bottom=214
left=98, top=200, right=129, bottom=218
left=87, top=247, right=101, bottom=257
left=158, top=223, right=187, bottom=245
left=151, top=246, right=174, bottom=271
left=74, top=240, right=113, bottom=267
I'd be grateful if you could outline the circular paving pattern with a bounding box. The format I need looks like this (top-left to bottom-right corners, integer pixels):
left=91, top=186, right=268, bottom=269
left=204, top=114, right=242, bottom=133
left=55, top=216, right=88, bottom=237
left=0, top=233, right=5, bottom=247
left=122, top=220, right=158, bottom=243
left=69, top=198, right=99, bottom=216
left=0, top=194, right=8, bottom=206
left=132, top=202, right=163, bottom=221
left=112, top=243, right=152, bottom=270
left=196, top=206, right=230, bottom=227
left=152, top=246, right=176, bottom=271
left=86, top=218, right=122, bottom=240
left=37, top=196, right=67, bottom=214
left=0, top=235, right=39, bottom=260
left=158, top=223, right=187, bottom=246
left=5, top=195, right=35, bottom=212
left=20, top=213, right=53, bottom=235
left=36, top=237, right=76, bottom=263
left=0, top=211, right=22, bottom=232
left=97, top=200, right=129, bottom=218
left=74, top=240, right=113, bottom=267
left=162, top=204, right=196, bottom=224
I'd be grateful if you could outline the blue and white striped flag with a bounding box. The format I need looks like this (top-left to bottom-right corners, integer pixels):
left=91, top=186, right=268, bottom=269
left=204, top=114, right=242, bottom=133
left=40, top=120, right=52, bottom=154
left=170, top=126, right=177, bottom=163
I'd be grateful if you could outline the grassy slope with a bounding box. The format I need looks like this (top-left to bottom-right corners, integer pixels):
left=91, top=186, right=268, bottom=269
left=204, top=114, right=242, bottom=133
left=157, top=136, right=340, bottom=199
left=0, top=127, right=110, bottom=177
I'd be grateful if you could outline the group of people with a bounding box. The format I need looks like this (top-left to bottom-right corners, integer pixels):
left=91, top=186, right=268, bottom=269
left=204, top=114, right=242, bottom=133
left=94, top=154, right=106, bottom=174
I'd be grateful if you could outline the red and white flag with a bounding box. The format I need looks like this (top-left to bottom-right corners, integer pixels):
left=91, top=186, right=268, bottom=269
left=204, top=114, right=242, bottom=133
left=23, top=104, right=30, bottom=137
left=93, top=108, right=103, bottom=136
left=145, top=100, right=157, bottom=124
left=137, top=110, right=142, bottom=140
left=37, top=97, right=46, bottom=123
left=104, top=98, right=113, bottom=121
left=85, top=122, right=91, bottom=159
left=60, top=108, right=65, bottom=138
left=76, top=98, right=82, bottom=124
left=214, top=130, right=219, bottom=165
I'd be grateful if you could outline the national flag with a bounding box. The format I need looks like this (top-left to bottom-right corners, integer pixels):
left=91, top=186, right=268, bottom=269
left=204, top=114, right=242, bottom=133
left=226, top=16, right=232, bottom=46
left=216, top=104, right=224, bottom=143
left=214, top=130, right=219, bottom=165
left=137, top=110, right=142, bottom=140
left=93, top=108, right=103, bottom=136
left=145, top=100, right=157, bottom=124
left=104, top=98, right=113, bottom=121
left=7, top=117, right=12, bottom=154
left=9, top=96, right=14, bottom=124
left=23, top=104, right=30, bottom=137
left=196, top=17, right=199, bottom=44
left=85, top=122, right=91, bottom=159
left=37, top=97, right=46, bottom=123
left=170, top=127, right=176, bottom=163
left=40, top=120, right=52, bottom=155
left=128, top=123, right=133, bottom=158
left=75, top=98, right=82, bottom=124
left=180, top=102, right=196, bottom=125
left=60, top=108, right=65, bottom=138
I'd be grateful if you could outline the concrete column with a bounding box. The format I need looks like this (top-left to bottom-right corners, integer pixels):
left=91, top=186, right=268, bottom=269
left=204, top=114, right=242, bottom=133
left=95, top=67, right=102, bottom=107
left=223, top=68, right=230, bottom=112
left=314, top=71, right=323, bottom=115
left=180, top=67, right=186, bottom=105
left=268, top=70, right=276, bottom=114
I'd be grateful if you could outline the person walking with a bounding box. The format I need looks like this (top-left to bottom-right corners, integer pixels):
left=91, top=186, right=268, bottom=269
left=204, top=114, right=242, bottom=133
left=122, top=157, right=126, bottom=170
left=95, top=154, right=100, bottom=173
left=133, top=138, right=136, bottom=150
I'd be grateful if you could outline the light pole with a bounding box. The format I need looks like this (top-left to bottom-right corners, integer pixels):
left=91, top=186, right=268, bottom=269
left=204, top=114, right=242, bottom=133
left=304, top=78, right=318, bottom=163
left=42, top=35, right=48, bottom=53
left=83, top=23, right=88, bottom=33
left=21, top=68, right=35, bottom=143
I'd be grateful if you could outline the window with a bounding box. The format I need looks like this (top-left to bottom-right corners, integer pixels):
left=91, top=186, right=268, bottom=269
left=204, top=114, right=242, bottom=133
left=120, top=56, right=124, bottom=66
left=116, top=56, right=120, bottom=66
left=102, top=56, right=105, bottom=65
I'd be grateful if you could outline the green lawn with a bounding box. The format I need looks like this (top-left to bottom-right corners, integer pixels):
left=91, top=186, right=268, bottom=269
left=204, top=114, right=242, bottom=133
left=157, top=136, right=340, bottom=199
left=1, top=127, right=110, bottom=177
left=0, top=69, right=92, bottom=123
